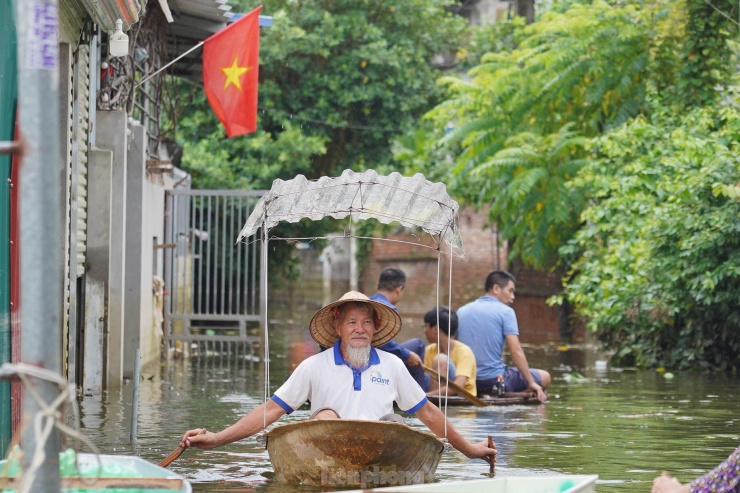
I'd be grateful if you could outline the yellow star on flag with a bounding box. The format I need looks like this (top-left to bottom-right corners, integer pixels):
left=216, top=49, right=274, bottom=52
left=221, top=57, right=249, bottom=91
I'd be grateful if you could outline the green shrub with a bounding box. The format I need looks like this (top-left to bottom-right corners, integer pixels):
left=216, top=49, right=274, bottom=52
left=562, top=106, right=740, bottom=370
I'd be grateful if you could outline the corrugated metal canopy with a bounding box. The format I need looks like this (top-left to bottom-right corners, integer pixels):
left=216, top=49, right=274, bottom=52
left=79, top=0, right=146, bottom=31
left=237, top=169, right=465, bottom=257
left=166, top=0, right=232, bottom=80
left=75, top=0, right=234, bottom=63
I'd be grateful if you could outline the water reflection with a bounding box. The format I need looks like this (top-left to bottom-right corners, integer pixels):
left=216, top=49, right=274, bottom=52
left=75, top=322, right=740, bottom=493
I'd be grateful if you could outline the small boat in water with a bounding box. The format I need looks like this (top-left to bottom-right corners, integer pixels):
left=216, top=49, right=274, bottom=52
left=265, top=419, right=445, bottom=487
left=0, top=451, right=192, bottom=492
left=238, top=172, right=487, bottom=486
left=342, top=474, right=599, bottom=493
left=428, top=391, right=541, bottom=407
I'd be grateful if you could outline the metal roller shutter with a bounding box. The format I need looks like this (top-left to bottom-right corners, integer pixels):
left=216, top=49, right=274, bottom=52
left=75, top=44, right=90, bottom=277
left=59, top=5, right=92, bottom=381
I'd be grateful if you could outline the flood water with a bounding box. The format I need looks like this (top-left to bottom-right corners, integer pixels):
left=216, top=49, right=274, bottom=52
left=74, top=319, right=740, bottom=493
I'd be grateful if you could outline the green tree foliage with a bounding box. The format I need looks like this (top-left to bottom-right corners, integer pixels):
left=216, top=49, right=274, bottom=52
left=420, top=0, right=682, bottom=268
left=679, top=0, right=738, bottom=107
left=397, top=0, right=740, bottom=368
left=175, top=0, right=467, bottom=188
left=177, top=113, right=326, bottom=190
left=455, top=16, right=526, bottom=73
left=561, top=106, right=740, bottom=370
left=467, top=127, right=589, bottom=268
left=436, top=0, right=681, bottom=145
left=254, top=0, right=467, bottom=178
left=171, top=0, right=466, bottom=280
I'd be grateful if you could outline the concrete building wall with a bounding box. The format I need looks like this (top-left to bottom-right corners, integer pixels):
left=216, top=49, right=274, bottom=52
left=123, top=122, right=168, bottom=375
left=84, top=148, right=112, bottom=392
left=123, top=123, right=146, bottom=379
left=51, top=0, right=199, bottom=394
left=96, top=110, right=127, bottom=387
left=140, top=175, right=166, bottom=369
left=278, top=238, right=352, bottom=313
left=87, top=115, right=170, bottom=385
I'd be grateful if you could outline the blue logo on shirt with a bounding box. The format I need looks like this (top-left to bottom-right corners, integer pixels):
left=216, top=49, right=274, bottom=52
left=370, top=370, right=390, bottom=386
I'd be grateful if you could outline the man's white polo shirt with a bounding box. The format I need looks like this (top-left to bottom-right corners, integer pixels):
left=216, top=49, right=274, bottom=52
left=271, top=340, right=427, bottom=419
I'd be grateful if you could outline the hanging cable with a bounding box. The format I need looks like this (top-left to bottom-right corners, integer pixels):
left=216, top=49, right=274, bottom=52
left=435, top=250, right=448, bottom=438
left=447, top=243, right=454, bottom=408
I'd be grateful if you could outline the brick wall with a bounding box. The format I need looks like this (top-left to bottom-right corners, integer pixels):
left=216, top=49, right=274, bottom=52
left=360, top=207, right=584, bottom=343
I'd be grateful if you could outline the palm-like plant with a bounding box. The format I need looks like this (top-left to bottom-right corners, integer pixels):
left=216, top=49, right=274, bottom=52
left=470, top=126, right=588, bottom=269
left=424, top=0, right=683, bottom=268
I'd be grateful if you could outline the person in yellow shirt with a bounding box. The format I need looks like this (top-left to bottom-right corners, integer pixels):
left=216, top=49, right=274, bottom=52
left=422, top=307, right=478, bottom=397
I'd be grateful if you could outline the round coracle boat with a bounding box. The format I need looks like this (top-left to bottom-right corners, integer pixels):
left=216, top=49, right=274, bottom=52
left=265, top=419, right=445, bottom=487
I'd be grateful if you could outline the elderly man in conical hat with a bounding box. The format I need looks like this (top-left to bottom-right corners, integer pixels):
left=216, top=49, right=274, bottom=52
left=180, top=291, right=496, bottom=464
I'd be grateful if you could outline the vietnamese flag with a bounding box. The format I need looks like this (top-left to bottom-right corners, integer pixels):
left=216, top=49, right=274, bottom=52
left=203, top=5, right=262, bottom=137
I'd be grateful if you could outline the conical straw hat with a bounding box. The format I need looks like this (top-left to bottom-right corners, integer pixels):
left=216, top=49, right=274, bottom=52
left=309, top=291, right=402, bottom=348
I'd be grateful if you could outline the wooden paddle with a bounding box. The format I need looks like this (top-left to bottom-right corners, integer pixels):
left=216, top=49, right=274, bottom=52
left=421, top=364, right=488, bottom=407
left=488, top=435, right=495, bottom=474
left=160, top=428, right=206, bottom=468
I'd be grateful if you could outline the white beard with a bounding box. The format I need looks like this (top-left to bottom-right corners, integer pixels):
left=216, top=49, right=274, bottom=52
left=343, top=343, right=371, bottom=368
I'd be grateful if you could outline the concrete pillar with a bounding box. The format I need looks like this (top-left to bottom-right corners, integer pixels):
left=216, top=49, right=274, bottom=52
left=142, top=178, right=166, bottom=368
left=123, top=123, right=145, bottom=378
left=95, top=110, right=127, bottom=387
left=84, top=148, right=112, bottom=392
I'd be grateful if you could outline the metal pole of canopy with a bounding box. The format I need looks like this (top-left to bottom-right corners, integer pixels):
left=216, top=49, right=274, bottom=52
left=260, top=223, right=269, bottom=428
left=15, top=0, right=62, bottom=490
left=349, top=220, right=358, bottom=292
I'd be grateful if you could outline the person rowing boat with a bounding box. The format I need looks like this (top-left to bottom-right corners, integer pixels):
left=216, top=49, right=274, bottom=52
left=179, top=291, right=497, bottom=466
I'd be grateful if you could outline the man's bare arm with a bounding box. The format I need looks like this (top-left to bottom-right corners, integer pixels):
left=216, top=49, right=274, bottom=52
left=406, top=351, right=423, bottom=367
left=181, top=399, right=286, bottom=450
left=415, top=402, right=496, bottom=462
left=505, top=334, right=547, bottom=402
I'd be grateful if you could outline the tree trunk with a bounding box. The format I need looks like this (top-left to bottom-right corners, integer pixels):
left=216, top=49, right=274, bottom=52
left=558, top=297, right=574, bottom=342
left=514, top=0, right=535, bottom=24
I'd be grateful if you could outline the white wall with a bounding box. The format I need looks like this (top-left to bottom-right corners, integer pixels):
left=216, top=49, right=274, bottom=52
left=140, top=176, right=166, bottom=369
left=466, top=0, right=512, bottom=25
left=123, top=123, right=168, bottom=376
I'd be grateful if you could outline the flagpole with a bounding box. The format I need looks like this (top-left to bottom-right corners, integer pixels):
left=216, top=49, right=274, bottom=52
left=134, top=41, right=204, bottom=88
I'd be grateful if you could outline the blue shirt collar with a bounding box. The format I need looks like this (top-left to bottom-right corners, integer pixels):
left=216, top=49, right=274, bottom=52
left=333, top=339, right=380, bottom=366
left=333, top=340, right=380, bottom=391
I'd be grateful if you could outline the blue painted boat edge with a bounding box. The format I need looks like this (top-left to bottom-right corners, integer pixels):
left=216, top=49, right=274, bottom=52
left=0, top=453, right=193, bottom=493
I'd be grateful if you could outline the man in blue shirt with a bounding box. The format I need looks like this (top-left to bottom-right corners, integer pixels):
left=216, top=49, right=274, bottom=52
left=457, top=270, right=550, bottom=402
left=369, top=267, right=425, bottom=387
